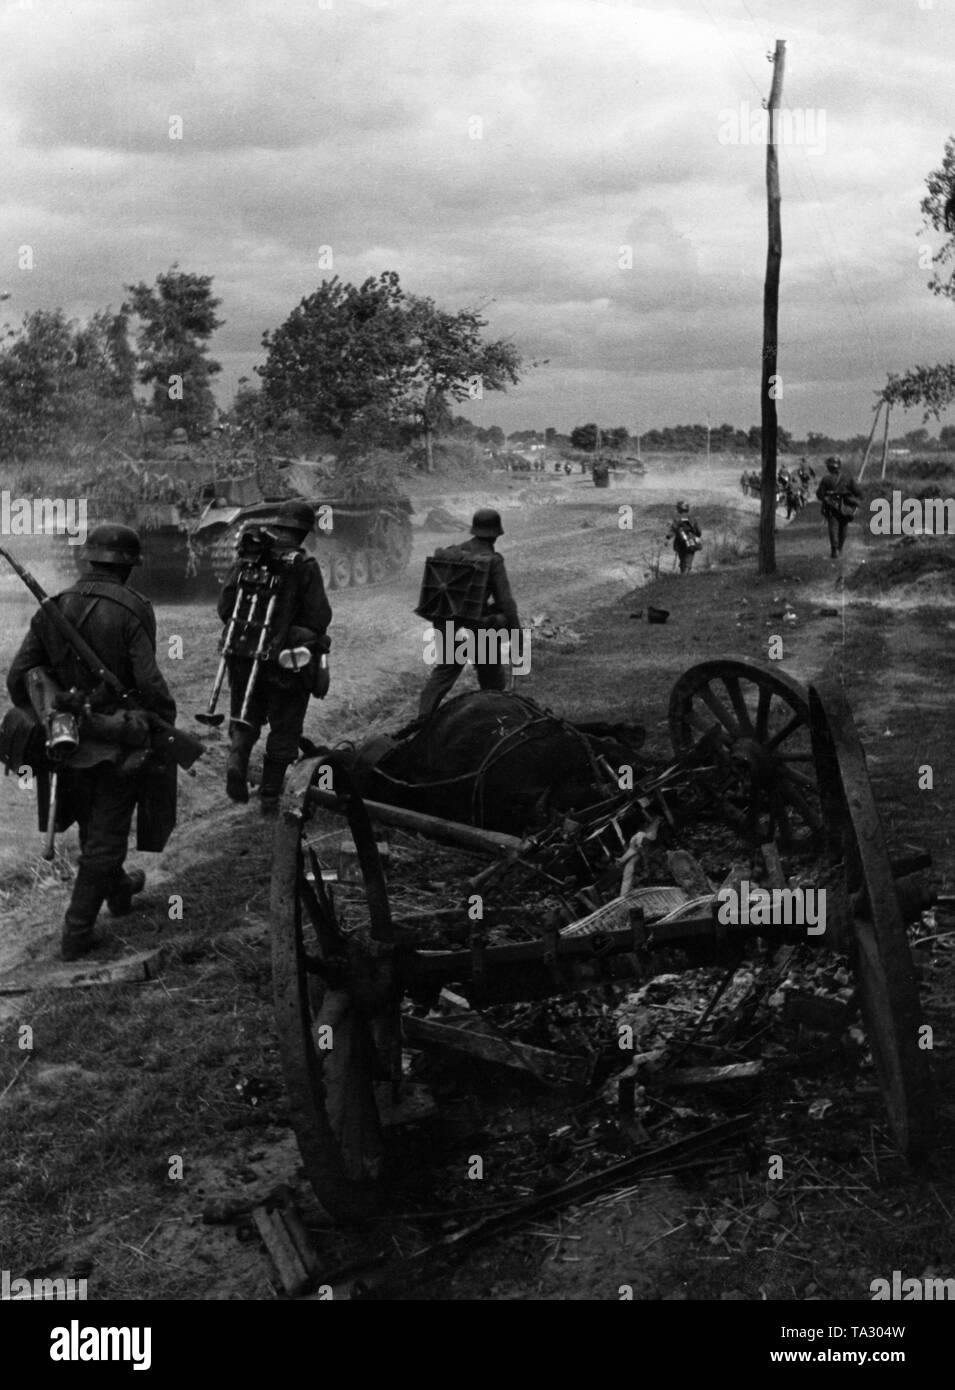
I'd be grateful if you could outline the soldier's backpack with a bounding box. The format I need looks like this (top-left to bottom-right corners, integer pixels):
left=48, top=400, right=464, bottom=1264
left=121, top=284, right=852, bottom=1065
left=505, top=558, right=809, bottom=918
left=677, top=521, right=702, bottom=552
left=415, top=546, right=492, bottom=624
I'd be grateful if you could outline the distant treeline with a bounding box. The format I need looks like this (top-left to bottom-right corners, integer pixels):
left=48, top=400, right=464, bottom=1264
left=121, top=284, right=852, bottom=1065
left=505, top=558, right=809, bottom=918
left=450, top=420, right=955, bottom=456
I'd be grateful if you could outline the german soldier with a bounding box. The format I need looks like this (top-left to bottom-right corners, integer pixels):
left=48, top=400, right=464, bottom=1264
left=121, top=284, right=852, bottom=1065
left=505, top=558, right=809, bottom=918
left=796, top=458, right=816, bottom=490
left=815, top=457, right=862, bottom=558
left=219, top=500, right=332, bottom=812
left=666, top=500, right=702, bottom=574
left=5, top=524, right=177, bottom=961
left=417, top=507, right=520, bottom=719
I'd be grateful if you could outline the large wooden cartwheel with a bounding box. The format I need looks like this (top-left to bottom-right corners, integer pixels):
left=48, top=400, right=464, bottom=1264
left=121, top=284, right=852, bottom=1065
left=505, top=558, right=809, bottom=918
left=271, top=754, right=399, bottom=1221
left=808, top=682, right=934, bottom=1161
left=668, top=658, right=822, bottom=850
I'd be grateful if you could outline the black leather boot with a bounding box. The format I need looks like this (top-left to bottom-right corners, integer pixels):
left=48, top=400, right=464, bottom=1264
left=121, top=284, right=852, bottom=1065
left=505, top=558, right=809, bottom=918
left=226, top=726, right=257, bottom=803
left=61, top=869, right=106, bottom=961
left=258, top=756, right=289, bottom=815
left=106, top=868, right=147, bottom=917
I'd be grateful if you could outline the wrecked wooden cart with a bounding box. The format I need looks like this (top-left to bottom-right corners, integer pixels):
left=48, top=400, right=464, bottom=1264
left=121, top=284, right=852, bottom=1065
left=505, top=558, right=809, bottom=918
left=269, top=659, right=935, bottom=1222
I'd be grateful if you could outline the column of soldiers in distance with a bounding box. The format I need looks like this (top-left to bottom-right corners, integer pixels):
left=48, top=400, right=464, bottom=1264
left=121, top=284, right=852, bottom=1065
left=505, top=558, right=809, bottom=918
left=737, top=455, right=862, bottom=556
left=4, top=501, right=332, bottom=962
left=738, top=457, right=816, bottom=512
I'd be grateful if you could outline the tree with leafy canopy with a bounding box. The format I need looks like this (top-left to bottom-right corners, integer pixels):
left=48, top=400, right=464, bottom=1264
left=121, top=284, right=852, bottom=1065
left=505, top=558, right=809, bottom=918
left=257, top=272, right=416, bottom=442
left=258, top=273, right=523, bottom=472
left=0, top=307, right=135, bottom=461
left=603, top=426, right=630, bottom=451
left=387, top=293, right=521, bottom=473
left=880, top=362, right=955, bottom=421
left=570, top=423, right=599, bottom=451
left=874, top=142, right=955, bottom=424
left=124, top=265, right=222, bottom=437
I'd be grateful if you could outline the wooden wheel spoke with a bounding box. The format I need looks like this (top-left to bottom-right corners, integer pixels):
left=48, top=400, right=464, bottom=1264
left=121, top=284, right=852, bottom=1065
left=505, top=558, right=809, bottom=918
left=767, top=710, right=804, bottom=751
left=305, top=844, right=335, bottom=912
left=299, top=870, right=331, bottom=930
left=697, top=685, right=741, bottom=737
left=755, top=685, right=773, bottom=740
left=298, top=872, right=344, bottom=957
left=722, top=675, right=755, bottom=735
left=688, top=708, right=717, bottom=737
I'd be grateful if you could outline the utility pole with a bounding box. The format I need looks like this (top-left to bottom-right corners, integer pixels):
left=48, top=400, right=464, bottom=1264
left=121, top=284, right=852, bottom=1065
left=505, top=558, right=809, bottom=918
left=879, top=401, right=892, bottom=480
left=858, top=398, right=884, bottom=481
left=759, top=39, right=786, bottom=575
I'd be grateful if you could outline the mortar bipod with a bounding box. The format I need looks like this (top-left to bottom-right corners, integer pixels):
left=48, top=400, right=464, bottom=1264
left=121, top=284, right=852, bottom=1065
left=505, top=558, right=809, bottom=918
left=196, top=560, right=282, bottom=728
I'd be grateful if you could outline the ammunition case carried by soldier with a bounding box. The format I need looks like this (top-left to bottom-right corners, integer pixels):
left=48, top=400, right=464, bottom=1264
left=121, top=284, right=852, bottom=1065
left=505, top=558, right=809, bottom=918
left=415, top=546, right=493, bottom=624
left=831, top=493, right=859, bottom=521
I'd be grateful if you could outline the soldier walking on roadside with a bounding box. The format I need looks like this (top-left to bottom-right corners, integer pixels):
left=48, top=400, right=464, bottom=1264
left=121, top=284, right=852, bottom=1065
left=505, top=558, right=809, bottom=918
left=816, top=457, right=862, bottom=559
left=666, top=500, right=703, bottom=574
left=417, top=508, right=520, bottom=719
left=5, top=524, right=178, bottom=960
left=219, top=501, right=332, bottom=812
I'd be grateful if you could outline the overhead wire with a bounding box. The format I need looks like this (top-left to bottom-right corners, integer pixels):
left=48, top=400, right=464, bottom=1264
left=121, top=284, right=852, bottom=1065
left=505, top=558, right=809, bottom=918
left=695, top=0, right=881, bottom=381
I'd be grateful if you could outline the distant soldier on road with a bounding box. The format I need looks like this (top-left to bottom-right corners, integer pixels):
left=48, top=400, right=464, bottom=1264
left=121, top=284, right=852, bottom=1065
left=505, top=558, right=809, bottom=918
left=816, top=457, right=862, bottom=559
left=784, top=477, right=804, bottom=520
left=417, top=508, right=520, bottom=719
left=666, top=500, right=703, bottom=574
left=5, top=524, right=178, bottom=960
left=218, top=501, right=332, bottom=812
left=796, top=458, right=816, bottom=490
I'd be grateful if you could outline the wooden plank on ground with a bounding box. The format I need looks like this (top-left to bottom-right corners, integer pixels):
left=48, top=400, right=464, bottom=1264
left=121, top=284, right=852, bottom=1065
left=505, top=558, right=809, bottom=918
left=0, top=949, right=165, bottom=996
left=253, top=1206, right=311, bottom=1298
left=661, top=1061, right=764, bottom=1087
left=402, top=1014, right=590, bottom=1087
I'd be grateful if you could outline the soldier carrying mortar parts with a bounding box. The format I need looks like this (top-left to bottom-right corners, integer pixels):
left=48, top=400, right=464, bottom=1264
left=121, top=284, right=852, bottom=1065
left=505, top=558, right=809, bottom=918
left=217, top=500, right=332, bottom=813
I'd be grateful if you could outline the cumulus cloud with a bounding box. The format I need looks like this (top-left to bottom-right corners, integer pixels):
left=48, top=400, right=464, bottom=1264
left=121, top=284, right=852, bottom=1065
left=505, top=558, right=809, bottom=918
left=0, top=0, right=951, bottom=436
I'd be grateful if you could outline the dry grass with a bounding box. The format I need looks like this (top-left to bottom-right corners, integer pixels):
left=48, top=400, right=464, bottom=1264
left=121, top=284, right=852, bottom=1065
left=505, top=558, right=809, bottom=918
left=700, top=529, right=754, bottom=570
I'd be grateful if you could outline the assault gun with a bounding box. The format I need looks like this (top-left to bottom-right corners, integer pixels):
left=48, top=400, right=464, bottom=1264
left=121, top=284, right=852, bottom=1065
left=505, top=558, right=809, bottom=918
left=0, top=544, right=204, bottom=772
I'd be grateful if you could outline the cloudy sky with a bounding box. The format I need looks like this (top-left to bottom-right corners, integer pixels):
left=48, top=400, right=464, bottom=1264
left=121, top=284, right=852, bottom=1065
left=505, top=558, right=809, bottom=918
left=1, top=0, right=953, bottom=439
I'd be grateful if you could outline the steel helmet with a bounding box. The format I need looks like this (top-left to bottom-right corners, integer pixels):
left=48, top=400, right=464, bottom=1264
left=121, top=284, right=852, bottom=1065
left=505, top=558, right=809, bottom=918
left=470, top=507, right=504, bottom=539
left=676, top=500, right=690, bottom=514
left=170, top=427, right=189, bottom=444
left=82, top=523, right=143, bottom=566
left=825, top=457, right=842, bottom=473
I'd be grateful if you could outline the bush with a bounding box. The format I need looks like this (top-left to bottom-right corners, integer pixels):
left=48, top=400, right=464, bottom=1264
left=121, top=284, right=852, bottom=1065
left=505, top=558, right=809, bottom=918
left=701, top=530, right=751, bottom=569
